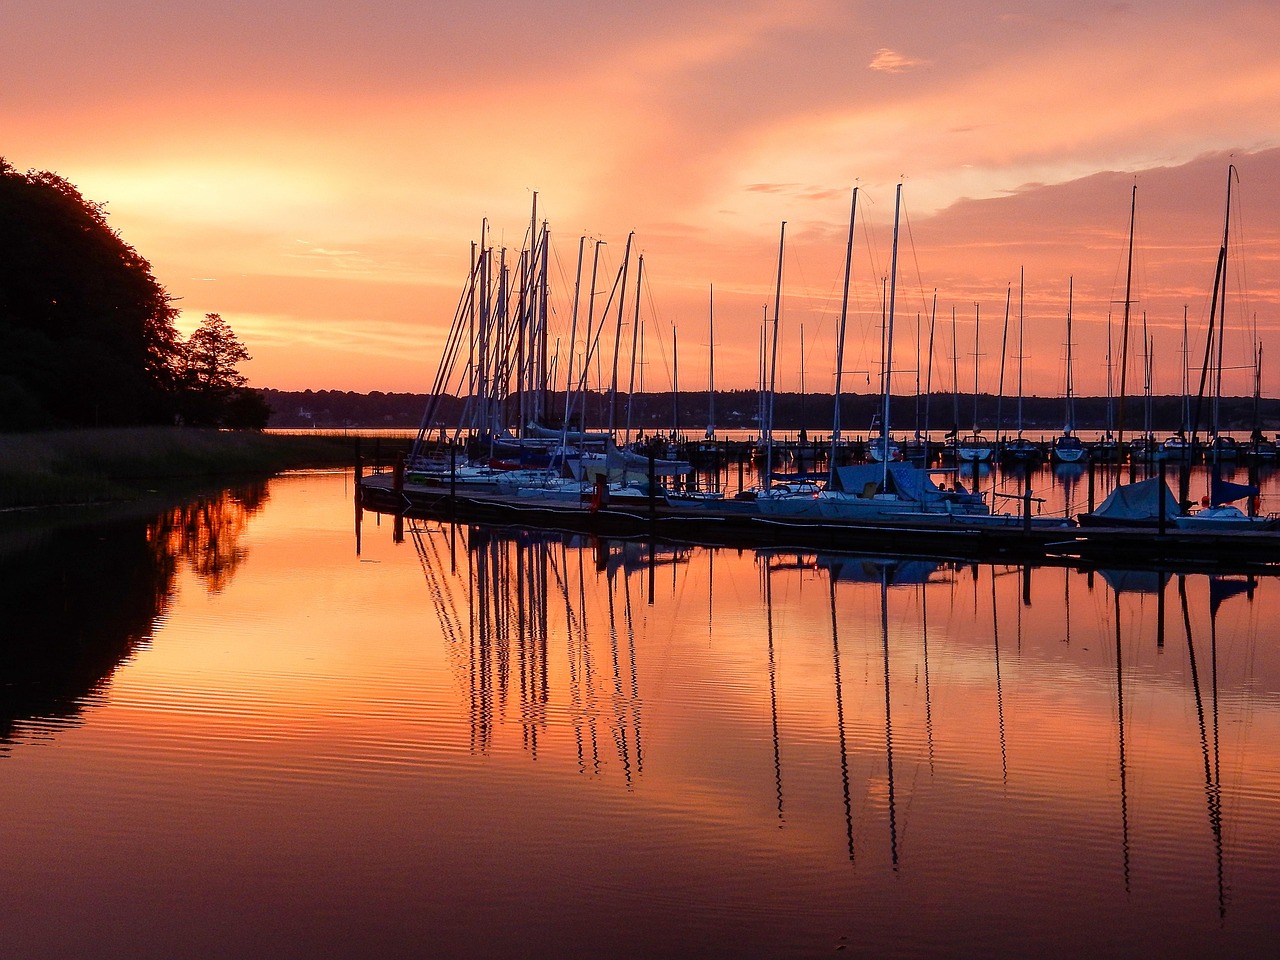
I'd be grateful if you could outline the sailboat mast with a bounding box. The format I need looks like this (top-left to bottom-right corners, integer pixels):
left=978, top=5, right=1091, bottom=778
left=707, top=284, right=715, bottom=437
left=672, top=321, right=679, bottom=437
left=1065, top=277, right=1075, bottom=432
left=559, top=237, right=586, bottom=451
left=1191, top=164, right=1238, bottom=477
left=996, top=284, right=1011, bottom=440
left=624, top=253, right=644, bottom=443
left=1017, top=268, right=1025, bottom=437
left=607, top=232, right=635, bottom=437
left=882, top=184, right=902, bottom=490
left=1117, top=183, right=1137, bottom=451
left=972, top=303, right=981, bottom=432
left=1182, top=304, right=1190, bottom=435
left=951, top=306, right=960, bottom=435
left=766, top=222, right=786, bottom=480
left=830, top=187, right=858, bottom=483
left=1214, top=171, right=1236, bottom=444
left=924, top=291, right=937, bottom=451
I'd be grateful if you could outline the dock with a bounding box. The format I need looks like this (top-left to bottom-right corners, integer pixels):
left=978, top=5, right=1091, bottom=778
left=356, top=472, right=1280, bottom=573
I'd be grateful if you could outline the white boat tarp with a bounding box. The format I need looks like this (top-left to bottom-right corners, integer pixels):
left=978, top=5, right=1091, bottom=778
left=1090, top=477, right=1181, bottom=522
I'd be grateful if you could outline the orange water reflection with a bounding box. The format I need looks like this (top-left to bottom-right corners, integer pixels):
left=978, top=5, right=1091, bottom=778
left=1, top=471, right=1277, bottom=958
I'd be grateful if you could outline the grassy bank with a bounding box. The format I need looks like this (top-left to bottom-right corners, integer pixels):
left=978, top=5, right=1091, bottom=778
left=0, top=427, right=359, bottom=509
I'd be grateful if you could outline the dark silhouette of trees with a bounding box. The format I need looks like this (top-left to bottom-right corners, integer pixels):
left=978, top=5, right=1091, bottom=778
left=178, top=312, right=269, bottom=427
left=0, top=158, right=183, bottom=429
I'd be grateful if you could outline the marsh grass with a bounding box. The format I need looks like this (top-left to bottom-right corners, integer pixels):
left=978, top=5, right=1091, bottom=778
left=0, top=428, right=356, bottom=509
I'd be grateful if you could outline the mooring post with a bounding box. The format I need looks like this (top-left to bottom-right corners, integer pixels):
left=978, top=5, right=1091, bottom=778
left=1023, top=470, right=1031, bottom=533
left=1158, top=458, right=1167, bottom=535
left=648, top=452, right=657, bottom=522
left=1087, top=459, right=1096, bottom=514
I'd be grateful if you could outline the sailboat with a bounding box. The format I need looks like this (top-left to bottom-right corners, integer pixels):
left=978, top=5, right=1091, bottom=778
left=955, top=302, right=994, bottom=463
left=1242, top=340, right=1277, bottom=465
left=1001, top=270, right=1042, bottom=467
left=816, top=185, right=990, bottom=520
left=1177, top=165, right=1276, bottom=530
left=749, top=223, right=826, bottom=512
left=1161, top=306, right=1194, bottom=462
left=1051, top=278, right=1087, bottom=463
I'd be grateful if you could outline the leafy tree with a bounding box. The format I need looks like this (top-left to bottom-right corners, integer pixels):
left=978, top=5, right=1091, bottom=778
left=0, top=158, right=182, bottom=428
left=185, top=312, right=250, bottom=392
left=179, top=312, right=270, bottom=428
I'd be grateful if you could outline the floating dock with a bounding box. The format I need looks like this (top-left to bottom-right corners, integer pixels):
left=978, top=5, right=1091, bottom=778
left=357, top=472, right=1280, bottom=572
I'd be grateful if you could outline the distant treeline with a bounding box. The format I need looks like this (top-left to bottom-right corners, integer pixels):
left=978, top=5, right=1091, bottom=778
left=263, top=387, right=1280, bottom=434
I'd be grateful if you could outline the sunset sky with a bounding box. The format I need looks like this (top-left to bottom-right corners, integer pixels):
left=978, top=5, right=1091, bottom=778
left=6, top=1, right=1280, bottom=403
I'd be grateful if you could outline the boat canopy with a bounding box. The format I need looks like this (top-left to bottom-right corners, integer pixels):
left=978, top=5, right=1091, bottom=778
left=1090, top=477, right=1180, bottom=522
left=829, top=463, right=941, bottom=500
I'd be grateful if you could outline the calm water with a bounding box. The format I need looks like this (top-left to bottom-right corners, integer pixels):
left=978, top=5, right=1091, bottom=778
left=2, top=469, right=1278, bottom=959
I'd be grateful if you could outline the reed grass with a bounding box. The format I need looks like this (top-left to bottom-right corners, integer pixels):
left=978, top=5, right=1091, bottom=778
left=0, top=428, right=357, bottom=509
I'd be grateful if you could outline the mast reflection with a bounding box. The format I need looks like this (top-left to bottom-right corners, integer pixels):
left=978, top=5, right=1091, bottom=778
left=405, top=520, right=1274, bottom=912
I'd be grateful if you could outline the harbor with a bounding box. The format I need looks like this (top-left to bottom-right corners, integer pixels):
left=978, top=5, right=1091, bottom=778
left=356, top=452, right=1280, bottom=572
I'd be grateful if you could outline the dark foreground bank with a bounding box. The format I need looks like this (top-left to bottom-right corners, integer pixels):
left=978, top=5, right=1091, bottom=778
left=0, top=428, right=356, bottom=509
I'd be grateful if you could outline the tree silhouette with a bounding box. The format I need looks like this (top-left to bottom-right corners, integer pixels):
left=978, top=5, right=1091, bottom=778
left=179, top=313, right=270, bottom=427
left=185, top=313, right=249, bottom=391
left=0, top=158, right=181, bottom=428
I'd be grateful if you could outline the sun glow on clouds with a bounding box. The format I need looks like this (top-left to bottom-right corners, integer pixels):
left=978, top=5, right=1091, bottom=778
left=8, top=1, right=1280, bottom=394
left=868, top=48, right=925, bottom=74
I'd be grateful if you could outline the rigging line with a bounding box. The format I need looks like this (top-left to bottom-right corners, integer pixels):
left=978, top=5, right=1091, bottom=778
left=899, top=192, right=933, bottom=327
left=641, top=264, right=677, bottom=391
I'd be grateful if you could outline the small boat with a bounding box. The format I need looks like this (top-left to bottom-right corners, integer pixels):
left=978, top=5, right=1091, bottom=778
left=1174, top=504, right=1280, bottom=530
left=1161, top=434, right=1192, bottom=461
left=1077, top=476, right=1183, bottom=527
left=1051, top=432, right=1087, bottom=464
left=1000, top=435, right=1043, bottom=467
left=955, top=432, right=994, bottom=463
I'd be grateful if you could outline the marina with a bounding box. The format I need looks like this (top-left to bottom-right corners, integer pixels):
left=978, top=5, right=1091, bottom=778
left=356, top=455, right=1280, bottom=572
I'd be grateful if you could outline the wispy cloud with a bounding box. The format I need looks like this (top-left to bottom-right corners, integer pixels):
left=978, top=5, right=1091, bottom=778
left=868, top=48, right=925, bottom=73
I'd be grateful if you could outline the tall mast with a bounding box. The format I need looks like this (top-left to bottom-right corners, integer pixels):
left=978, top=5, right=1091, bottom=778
left=951, top=306, right=960, bottom=436
left=765, top=222, right=786, bottom=481
left=1017, top=267, right=1025, bottom=437
left=996, top=284, right=1011, bottom=441
left=972, top=303, right=981, bottom=433
left=1065, top=277, right=1075, bottom=433
left=607, top=232, right=635, bottom=437
left=831, top=187, right=858, bottom=482
left=559, top=237, right=586, bottom=450
left=1191, top=164, right=1238, bottom=466
left=1181, top=304, right=1190, bottom=435
left=625, top=253, right=645, bottom=443
left=538, top=222, right=550, bottom=426
left=881, top=183, right=902, bottom=490
left=672, top=321, right=679, bottom=437
left=1214, top=169, right=1237, bottom=443
left=923, top=291, right=937, bottom=449
left=707, top=284, right=716, bottom=438
left=1117, top=183, right=1137, bottom=452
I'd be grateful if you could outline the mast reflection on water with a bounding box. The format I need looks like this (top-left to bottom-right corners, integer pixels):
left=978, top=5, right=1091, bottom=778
left=400, top=517, right=1279, bottom=950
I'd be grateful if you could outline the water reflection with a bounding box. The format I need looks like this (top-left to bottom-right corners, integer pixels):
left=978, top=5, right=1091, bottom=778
left=3, top=473, right=1276, bottom=958
left=404, top=518, right=1279, bottom=936
left=0, top=483, right=269, bottom=748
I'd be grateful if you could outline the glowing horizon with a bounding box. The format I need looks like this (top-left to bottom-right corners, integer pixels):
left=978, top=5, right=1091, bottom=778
left=5, top=1, right=1280, bottom=400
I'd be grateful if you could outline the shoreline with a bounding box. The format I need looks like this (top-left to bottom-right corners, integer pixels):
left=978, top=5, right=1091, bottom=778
left=0, top=427, right=357, bottom=510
